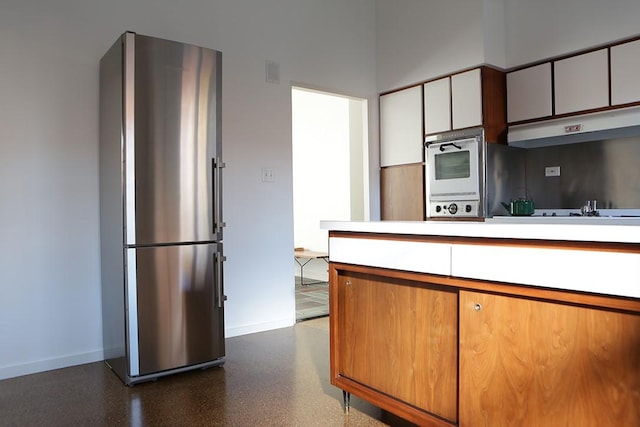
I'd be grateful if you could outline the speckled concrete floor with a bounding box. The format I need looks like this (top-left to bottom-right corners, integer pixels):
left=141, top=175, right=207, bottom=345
left=0, top=317, right=416, bottom=426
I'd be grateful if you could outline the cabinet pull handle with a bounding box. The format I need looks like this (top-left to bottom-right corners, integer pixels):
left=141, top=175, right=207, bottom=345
left=474, top=303, right=482, bottom=311
left=345, top=280, right=351, bottom=286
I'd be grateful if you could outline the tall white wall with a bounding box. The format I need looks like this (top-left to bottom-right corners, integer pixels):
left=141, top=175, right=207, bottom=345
left=0, top=0, right=377, bottom=379
left=505, top=0, right=640, bottom=67
left=483, top=0, right=506, bottom=68
left=375, top=0, right=486, bottom=92
left=376, top=0, right=640, bottom=92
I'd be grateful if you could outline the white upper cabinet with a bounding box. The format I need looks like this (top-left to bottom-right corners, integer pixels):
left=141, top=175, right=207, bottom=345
left=554, top=49, right=609, bottom=115
left=423, top=77, right=451, bottom=135
left=611, top=39, right=640, bottom=106
left=380, top=85, right=423, bottom=167
left=452, top=69, right=483, bottom=129
left=507, top=63, right=552, bottom=123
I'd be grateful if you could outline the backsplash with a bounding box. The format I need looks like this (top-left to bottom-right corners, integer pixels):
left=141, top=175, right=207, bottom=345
left=525, top=135, right=640, bottom=209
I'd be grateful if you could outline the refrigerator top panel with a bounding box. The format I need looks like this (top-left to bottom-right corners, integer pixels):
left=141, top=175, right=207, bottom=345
left=124, top=33, right=223, bottom=246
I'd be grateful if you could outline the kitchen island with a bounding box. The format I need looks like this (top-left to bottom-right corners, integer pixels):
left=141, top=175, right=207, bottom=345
left=321, top=220, right=640, bottom=427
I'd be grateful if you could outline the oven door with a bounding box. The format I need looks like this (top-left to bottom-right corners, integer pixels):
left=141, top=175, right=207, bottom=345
left=427, top=136, right=481, bottom=201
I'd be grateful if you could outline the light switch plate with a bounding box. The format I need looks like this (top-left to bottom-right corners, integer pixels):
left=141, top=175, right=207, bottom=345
left=545, top=166, right=560, bottom=177
left=261, top=167, right=274, bottom=182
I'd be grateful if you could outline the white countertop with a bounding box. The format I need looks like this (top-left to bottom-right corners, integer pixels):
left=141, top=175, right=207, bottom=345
left=321, top=218, right=640, bottom=244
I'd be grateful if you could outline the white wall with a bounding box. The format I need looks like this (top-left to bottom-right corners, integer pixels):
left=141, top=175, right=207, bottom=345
left=349, top=98, right=370, bottom=222
left=483, top=0, right=506, bottom=68
left=376, top=0, right=640, bottom=92
left=0, top=0, right=377, bottom=379
left=375, top=0, right=486, bottom=92
left=505, top=0, right=640, bottom=67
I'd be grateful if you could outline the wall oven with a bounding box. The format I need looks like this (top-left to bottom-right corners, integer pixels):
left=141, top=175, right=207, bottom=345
left=425, top=127, right=485, bottom=218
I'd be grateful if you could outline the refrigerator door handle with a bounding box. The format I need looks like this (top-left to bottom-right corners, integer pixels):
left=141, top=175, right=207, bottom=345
left=214, top=250, right=227, bottom=308
left=213, top=157, right=226, bottom=236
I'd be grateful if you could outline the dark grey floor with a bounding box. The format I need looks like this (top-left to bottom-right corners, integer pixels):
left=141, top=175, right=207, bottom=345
left=0, top=317, right=416, bottom=426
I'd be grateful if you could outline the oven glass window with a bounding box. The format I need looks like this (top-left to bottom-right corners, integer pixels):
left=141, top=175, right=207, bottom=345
left=435, top=151, right=470, bottom=180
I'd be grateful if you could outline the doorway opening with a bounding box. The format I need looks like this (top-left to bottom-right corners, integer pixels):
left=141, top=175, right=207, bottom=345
left=291, top=86, right=369, bottom=320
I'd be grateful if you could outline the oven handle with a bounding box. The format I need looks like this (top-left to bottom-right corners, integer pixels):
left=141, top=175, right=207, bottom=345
left=439, top=142, right=462, bottom=152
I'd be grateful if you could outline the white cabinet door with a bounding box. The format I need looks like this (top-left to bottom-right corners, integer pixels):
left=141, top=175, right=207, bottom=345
left=507, top=63, right=553, bottom=122
left=554, top=49, right=609, bottom=115
left=452, top=69, right=482, bottom=129
left=424, top=77, right=451, bottom=134
left=380, top=86, right=423, bottom=167
left=611, top=39, right=640, bottom=105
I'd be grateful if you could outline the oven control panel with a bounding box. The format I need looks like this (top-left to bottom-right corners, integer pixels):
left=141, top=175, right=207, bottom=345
left=429, top=200, right=481, bottom=218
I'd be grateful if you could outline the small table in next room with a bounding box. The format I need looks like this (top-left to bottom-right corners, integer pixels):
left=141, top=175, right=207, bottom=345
left=294, top=249, right=329, bottom=286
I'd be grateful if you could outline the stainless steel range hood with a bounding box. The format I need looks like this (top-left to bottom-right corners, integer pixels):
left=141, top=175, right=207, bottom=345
left=508, top=105, right=640, bottom=148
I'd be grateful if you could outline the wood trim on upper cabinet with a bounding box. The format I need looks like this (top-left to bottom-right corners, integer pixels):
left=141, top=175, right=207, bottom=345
left=551, top=60, right=556, bottom=116
left=480, top=66, right=507, bottom=144
left=379, top=82, right=424, bottom=97
left=608, top=44, right=613, bottom=107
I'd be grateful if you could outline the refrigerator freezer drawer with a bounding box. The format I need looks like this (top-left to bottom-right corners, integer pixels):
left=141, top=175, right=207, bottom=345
left=127, top=243, right=225, bottom=377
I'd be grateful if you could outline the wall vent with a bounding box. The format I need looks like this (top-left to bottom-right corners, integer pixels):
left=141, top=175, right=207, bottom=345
left=265, top=60, right=280, bottom=84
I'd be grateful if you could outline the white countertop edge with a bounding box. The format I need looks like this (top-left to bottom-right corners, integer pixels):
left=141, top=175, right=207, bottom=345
left=320, top=220, right=640, bottom=244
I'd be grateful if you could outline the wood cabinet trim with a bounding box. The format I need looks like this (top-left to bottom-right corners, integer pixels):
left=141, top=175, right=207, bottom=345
left=379, top=82, right=423, bottom=97
left=330, top=261, right=640, bottom=314
left=332, top=377, right=454, bottom=427
left=506, top=101, right=640, bottom=126
left=480, top=66, right=507, bottom=143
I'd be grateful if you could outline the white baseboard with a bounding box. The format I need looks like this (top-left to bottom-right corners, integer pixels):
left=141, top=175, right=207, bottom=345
left=1, top=321, right=299, bottom=380
left=0, top=350, right=105, bottom=381
left=225, top=318, right=295, bottom=338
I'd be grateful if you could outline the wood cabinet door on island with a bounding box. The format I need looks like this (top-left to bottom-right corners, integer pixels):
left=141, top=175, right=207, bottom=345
left=459, top=290, right=640, bottom=427
left=333, top=269, right=458, bottom=424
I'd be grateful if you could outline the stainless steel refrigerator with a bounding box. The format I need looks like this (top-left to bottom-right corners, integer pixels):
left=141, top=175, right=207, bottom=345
left=99, top=32, right=225, bottom=385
